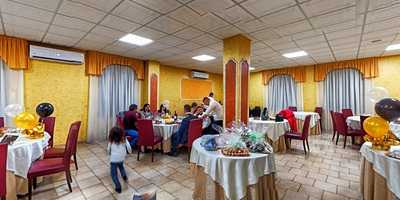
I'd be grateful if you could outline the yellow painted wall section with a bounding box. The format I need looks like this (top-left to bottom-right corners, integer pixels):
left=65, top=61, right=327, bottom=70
left=159, top=65, right=223, bottom=114
left=249, top=72, right=264, bottom=107
left=303, top=65, right=317, bottom=111
left=374, top=56, right=400, bottom=99
left=24, top=60, right=89, bottom=145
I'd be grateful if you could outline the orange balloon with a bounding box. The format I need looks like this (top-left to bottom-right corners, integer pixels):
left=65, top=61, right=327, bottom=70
left=363, top=116, right=389, bottom=138
left=14, top=112, right=38, bottom=129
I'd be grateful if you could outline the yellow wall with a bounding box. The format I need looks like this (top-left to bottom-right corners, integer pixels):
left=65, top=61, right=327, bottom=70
left=159, top=65, right=223, bottom=114
left=374, top=56, right=400, bottom=98
left=24, top=60, right=89, bottom=145
left=249, top=72, right=264, bottom=107
left=303, top=66, right=317, bottom=111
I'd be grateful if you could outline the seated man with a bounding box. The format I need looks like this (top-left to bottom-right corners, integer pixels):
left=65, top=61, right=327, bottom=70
left=123, top=104, right=140, bottom=147
left=168, top=104, right=196, bottom=156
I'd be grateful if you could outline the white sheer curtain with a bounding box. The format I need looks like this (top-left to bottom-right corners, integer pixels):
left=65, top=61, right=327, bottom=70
left=267, top=75, right=297, bottom=114
left=87, top=65, right=140, bottom=143
left=322, top=68, right=367, bottom=130
left=0, top=60, right=24, bottom=126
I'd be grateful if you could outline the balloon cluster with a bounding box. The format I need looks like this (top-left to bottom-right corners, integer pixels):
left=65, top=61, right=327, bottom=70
left=3, top=102, right=54, bottom=138
left=363, top=88, right=400, bottom=150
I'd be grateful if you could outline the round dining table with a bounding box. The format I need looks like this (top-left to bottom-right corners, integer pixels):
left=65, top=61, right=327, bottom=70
left=153, top=123, right=179, bottom=153
left=248, top=119, right=290, bottom=153
left=293, top=111, right=321, bottom=135
left=190, top=136, right=278, bottom=200
left=3, top=131, right=50, bottom=200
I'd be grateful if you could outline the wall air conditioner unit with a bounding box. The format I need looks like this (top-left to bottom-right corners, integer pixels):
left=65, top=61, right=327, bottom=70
left=191, top=70, right=209, bottom=79
left=29, top=45, right=84, bottom=65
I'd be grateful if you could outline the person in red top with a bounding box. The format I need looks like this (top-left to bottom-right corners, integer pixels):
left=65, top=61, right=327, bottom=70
left=123, top=104, right=140, bottom=147
left=279, top=109, right=297, bottom=132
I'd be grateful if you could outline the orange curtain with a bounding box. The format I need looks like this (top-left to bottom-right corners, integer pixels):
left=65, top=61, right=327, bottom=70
left=0, top=35, right=29, bottom=70
left=314, top=57, right=379, bottom=81
left=262, top=66, right=306, bottom=85
left=85, top=51, right=145, bottom=80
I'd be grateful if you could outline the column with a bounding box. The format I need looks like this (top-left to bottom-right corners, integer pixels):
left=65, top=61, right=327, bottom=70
left=223, top=34, right=251, bottom=126
left=143, top=60, right=160, bottom=112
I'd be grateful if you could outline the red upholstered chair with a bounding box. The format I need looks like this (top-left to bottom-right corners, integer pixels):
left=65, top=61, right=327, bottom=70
left=0, top=117, right=4, bottom=128
left=136, top=119, right=163, bottom=162
left=42, top=117, right=56, bottom=148
left=288, top=106, right=297, bottom=111
left=27, top=121, right=80, bottom=200
left=284, top=115, right=311, bottom=155
left=330, top=111, right=337, bottom=141
left=333, top=112, right=363, bottom=148
left=0, top=143, right=8, bottom=200
left=43, top=121, right=81, bottom=170
left=186, top=119, right=203, bottom=160
left=342, top=108, right=353, bottom=120
left=315, top=107, right=323, bottom=131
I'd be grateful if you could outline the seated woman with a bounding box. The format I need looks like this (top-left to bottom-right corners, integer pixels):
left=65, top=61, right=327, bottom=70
left=123, top=104, right=140, bottom=147
left=168, top=104, right=196, bottom=156
left=157, top=104, right=170, bottom=117
left=140, top=103, right=153, bottom=119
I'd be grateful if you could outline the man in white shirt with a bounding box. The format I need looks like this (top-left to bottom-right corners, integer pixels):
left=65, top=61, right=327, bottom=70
left=202, top=97, right=223, bottom=134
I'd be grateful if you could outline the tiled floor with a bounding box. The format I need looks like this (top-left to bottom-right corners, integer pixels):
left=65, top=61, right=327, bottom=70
left=26, top=132, right=362, bottom=200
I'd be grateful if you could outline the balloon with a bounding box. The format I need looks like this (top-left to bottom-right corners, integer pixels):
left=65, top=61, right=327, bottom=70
left=363, top=116, right=389, bottom=138
left=367, top=87, right=389, bottom=103
left=35, top=103, right=54, bottom=118
left=4, top=104, right=23, bottom=117
left=14, top=112, right=38, bottom=129
left=374, top=98, right=400, bottom=121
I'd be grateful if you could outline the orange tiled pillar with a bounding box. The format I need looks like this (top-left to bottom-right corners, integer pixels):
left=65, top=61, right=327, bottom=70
left=223, top=34, right=251, bottom=126
left=144, top=61, right=160, bottom=112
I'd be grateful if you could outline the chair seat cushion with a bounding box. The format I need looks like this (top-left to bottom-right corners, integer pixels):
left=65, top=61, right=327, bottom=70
left=28, top=158, right=65, bottom=178
left=284, top=132, right=305, bottom=140
left=347, top=129, right=365, bottom=136
left=44, top=148, right=65, bottom=159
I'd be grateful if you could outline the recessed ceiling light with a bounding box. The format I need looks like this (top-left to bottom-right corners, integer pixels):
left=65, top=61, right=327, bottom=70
left=282, top=50, right=308, bottom=58
left=249, top=67, right=255, bottom=70
left=119, top=33, right=153, bottom=46
left=192, top=55, right=215, bottom=61
left=385, top=43, right=400, bottom=51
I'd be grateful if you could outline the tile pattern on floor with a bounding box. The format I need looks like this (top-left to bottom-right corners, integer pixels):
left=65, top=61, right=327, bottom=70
left=26, top=133, right=362, bottom=200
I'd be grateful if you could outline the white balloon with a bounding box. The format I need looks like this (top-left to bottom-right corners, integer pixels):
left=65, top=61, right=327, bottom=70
left=367, top=87, right=389, bottom=103
left=4, top=104, right=23, bottom=117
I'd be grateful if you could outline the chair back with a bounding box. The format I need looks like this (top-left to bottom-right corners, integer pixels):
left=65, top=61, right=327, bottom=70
left=330, top=111, right=336, bottom=131
left=333, top=112, right=348, bottom=135
left=187, top=119, right=203, bottom=148
left=0, top=117, right=4, bottom=128
left=288, top=106, right=297, bottom=111
left=0, top=143, right=7, bottom=197
left=63, top=121, right=81, bottom=166
left=315, top=107, right=323, bottom=118
left=136, top=119, right=155, bottom=146
left=360, top=115, right=369, bottom=135
left=116, top=115, right=124, bottom=129
left=301, top=115, right=312, bottom=138
left=43, top=117, right=56, bottom=147
left=342, top=109, right=353, bottom=119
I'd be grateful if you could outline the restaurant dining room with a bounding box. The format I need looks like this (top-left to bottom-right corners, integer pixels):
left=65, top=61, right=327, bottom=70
left=1, top=0, right=400, bottom=199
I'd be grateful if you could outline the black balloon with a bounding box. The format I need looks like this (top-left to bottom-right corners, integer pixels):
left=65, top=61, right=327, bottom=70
left=375, top=98, right=400, bottom=121
left=36, top=103, right=54, bottom=118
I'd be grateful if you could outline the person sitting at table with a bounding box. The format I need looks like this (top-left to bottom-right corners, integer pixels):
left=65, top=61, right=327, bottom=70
left=261, top=107, right=269, bottom=120
left=123, top=104, right=140, bottom=147
left=140, top=103, right=153, bottom=119
left=202, top=97, right=223, bottom=135
left=193, top=106, right=204, bottom=117
left=157, top=104, right=170, bottom=117
left=167, top=104, right=196, bottom=156
left=191, top=102, right=198, bottom=112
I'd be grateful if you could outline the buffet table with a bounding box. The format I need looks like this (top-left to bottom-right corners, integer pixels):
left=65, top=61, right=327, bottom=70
left=153, top=123, right=179, bottom=153
left=4, top=132, right=50, bottom=200
left=190, top=136, right=278, bottom=200
left=293, top=112, right=321, bottom=135
left=248, top=119, right=290, bottom=153
left=360, top=143, right=400, bottom=200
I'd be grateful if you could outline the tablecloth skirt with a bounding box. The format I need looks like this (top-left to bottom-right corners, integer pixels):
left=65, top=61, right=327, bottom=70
left=360, top=158, right=399, bottom=200
left=6, top=171, right=28, bottom=200
left=267, top=136, right=287, bottom=153
left=191, top=165, right=279, bottom=200
left=153, top=139, right=172, bottom=153
left=296, top=119, right=321, bottom=135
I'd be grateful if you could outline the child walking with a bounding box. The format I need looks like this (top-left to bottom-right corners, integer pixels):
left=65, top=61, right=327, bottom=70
left=107, top=127, right=128, bottom=193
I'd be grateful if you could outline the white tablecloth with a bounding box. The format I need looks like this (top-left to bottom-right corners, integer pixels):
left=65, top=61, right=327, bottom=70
left=293, top=111, right=320, bottom=128
left=190, top=136, right=276, bottom=200
left=390, top=122, right=400, bottom=139
left=360, top=143, right=400, bottom=199
left=346, top=116, right=361, bottom=130
left=153, top=123, right=179, bottom=140
left=248, top=119, right=290, bottom=142
left=4, top=132, right=50, bottom=178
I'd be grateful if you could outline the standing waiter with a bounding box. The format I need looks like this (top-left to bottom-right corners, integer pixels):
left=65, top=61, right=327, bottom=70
left=202, top=96, right=223, bottom=134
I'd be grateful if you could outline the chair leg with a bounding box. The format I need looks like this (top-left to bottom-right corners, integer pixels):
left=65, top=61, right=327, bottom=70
left=73, top=153, right=78, bottom=170
left=343, top=136, right=347, bottom=149
left=302, top=140, right=307, bottom=155
left=137, top=146, right=140, bottom=161
left=336, top=133, right=339, bottom=145
left=187, top=149, right=191, bottom=162
left=332, top=131, right=336, bottom=141
left=306, top=138, right=310, bottom=151
left=351, top=136, right=355, bottom=144
left=65, top=170, right=72, bottom=192
left=33, top=177, right=37, bottom=189
left=28, top=178, right=32, bottom=200
left=151, top=146, right=154, bottom=162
